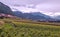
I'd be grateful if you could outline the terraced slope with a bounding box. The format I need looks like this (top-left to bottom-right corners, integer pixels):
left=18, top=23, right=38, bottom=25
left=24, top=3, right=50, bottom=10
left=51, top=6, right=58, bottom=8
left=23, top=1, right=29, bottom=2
left=0, top=18, right=60, bottom=37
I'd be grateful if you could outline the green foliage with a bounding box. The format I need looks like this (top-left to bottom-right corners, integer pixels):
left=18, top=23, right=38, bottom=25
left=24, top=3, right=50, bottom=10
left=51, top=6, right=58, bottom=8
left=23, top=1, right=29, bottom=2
left=0, top=18, right=60, bottom=37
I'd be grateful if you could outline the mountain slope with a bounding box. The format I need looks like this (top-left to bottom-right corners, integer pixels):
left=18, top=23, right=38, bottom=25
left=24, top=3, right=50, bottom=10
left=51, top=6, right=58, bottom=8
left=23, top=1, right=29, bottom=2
left=0, top=17, right=60, bottom=37
left=53, top=15, right=60, bottom=21
left=13, top=11, right=54, bottom=21
left=0, top=2, right=57, bottom=22
left=0, top=2, right=12, bottom=15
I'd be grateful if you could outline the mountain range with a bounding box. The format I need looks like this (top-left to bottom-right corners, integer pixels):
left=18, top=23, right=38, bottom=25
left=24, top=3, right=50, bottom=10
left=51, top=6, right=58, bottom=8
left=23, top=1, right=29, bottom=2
left=12, top=11, right=56, bottom=21
left=0, top=2, right=60, bottom=22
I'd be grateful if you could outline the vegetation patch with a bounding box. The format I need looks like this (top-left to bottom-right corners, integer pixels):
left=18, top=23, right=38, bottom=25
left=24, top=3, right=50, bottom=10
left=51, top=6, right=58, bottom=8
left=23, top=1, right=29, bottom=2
left=0, top=18, right=60, bottom=37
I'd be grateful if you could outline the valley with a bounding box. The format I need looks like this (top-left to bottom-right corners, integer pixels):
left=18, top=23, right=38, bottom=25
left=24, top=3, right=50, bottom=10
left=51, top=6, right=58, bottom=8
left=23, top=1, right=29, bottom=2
left=0, top=2, right=60, bottom=37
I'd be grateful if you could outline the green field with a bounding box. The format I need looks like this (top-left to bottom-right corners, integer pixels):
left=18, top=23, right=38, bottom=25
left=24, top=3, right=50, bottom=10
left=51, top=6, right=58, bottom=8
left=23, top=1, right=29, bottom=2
left=0, top=18, right=60, bottom=37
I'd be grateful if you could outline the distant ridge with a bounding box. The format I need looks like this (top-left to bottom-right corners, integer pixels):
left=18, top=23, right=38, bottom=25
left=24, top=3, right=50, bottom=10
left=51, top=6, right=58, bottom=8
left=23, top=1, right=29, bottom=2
left=0, top=2, right=12, bottom=15
left=12, top=11, right=56, bottom=22
left=0, top=2, right=60, bottom=22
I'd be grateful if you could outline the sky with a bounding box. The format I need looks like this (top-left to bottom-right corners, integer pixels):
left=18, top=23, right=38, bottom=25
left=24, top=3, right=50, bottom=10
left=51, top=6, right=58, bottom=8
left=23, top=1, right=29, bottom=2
left=0, top=0, right=60, bottom=16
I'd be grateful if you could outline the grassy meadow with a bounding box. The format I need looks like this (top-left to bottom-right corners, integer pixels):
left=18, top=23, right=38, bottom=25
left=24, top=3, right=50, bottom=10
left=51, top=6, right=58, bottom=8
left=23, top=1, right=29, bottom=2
left=0, top=18, right=60, bottom=37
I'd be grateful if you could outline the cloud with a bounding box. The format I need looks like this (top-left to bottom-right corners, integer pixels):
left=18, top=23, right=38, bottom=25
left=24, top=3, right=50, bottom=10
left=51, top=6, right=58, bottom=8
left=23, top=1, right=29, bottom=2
left=1, top=0, right=60, bottom=12
left=10, top=6, right=39, bottom=12
left=36, top=3, right=60, bottom=12
left=0, top=0, right=60, bottom=16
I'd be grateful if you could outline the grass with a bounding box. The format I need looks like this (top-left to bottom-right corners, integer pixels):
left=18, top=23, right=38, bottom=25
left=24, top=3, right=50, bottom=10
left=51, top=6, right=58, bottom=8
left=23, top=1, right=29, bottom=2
left=0, top=18, right=60, bottom=37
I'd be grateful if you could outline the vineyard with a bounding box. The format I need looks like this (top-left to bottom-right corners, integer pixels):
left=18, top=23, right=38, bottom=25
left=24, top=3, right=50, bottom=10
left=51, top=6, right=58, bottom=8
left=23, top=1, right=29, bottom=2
left=0, top=18, right=60, bottom=37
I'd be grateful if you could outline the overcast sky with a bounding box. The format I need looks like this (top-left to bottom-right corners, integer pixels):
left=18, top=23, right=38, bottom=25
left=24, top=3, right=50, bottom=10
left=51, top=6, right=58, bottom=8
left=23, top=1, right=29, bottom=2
left=0, top=0, right=60, bottom=16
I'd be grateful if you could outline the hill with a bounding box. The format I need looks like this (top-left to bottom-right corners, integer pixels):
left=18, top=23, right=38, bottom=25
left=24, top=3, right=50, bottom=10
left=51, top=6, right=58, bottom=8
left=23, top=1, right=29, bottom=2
left=13, top=11, right=55, bottom=21
left=0, top=2, right=12, bottom=15
left=0, top=18, right=60, bottom=37
left=0, top=2, right=58, bottom=22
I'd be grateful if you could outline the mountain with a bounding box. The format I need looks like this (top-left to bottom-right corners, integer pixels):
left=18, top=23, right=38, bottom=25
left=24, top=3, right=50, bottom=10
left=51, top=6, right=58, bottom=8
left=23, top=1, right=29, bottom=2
left=0, top=2, right=12, bottom=15
left=0, top=2, right=58, bottom=22
left=13, top=11, right=54, bottom=21
left=56, top=16, right=60, bottom=20
left=52, top=15, right=60, bottom=21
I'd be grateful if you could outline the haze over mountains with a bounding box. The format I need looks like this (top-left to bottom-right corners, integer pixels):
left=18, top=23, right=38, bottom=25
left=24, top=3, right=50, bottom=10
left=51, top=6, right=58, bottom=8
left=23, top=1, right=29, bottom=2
left=0, top=2, right=60, bottom=21
left=13, top=11, right=53, bottom=21
left=1, top=0, right=60, bottom=17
